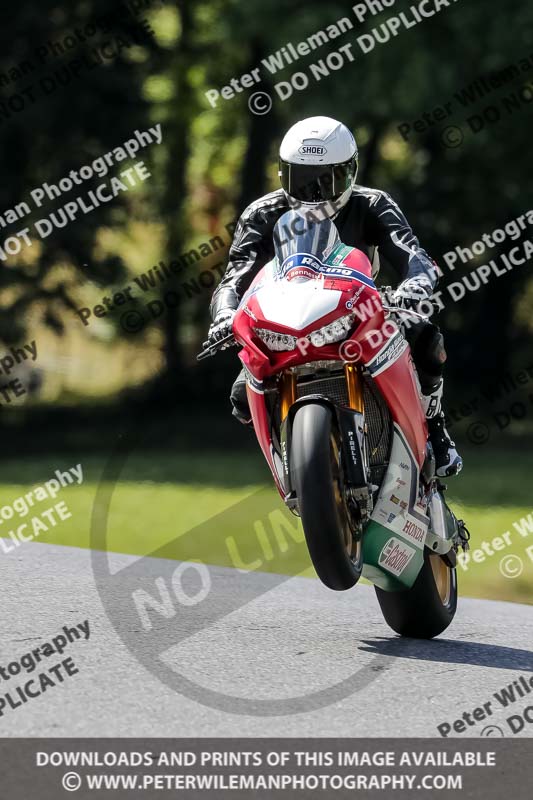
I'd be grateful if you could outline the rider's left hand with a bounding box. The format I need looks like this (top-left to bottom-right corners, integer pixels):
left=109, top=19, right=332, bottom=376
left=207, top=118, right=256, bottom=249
left=393, top=275, right=434, bottom=310
left=206, top=309, right=236, bottom=350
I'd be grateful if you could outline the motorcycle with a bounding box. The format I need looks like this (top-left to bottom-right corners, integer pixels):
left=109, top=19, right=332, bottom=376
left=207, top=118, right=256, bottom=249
left=199, top=209, right=469, bottom=639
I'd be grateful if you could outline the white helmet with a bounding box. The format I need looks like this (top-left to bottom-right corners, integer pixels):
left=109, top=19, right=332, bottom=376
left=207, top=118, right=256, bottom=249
left=279, top=116, right=358, bottom=214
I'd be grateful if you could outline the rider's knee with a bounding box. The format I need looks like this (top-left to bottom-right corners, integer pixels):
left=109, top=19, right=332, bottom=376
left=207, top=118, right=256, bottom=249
left=230, top=369, right=249, bottom=414
left=407, top=322, right=447, bottom=391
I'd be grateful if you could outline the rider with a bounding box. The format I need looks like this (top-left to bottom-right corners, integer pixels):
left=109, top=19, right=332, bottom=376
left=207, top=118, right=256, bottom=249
left=207, top=116, right=462, bottom=478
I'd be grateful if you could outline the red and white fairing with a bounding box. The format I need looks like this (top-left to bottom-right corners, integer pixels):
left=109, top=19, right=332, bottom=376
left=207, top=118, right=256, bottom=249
left=233, top=242, right=427, bottom=498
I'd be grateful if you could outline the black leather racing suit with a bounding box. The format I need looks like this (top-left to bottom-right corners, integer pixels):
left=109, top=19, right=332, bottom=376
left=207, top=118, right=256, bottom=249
left=211, top=185, right=439, bottom=315
left=210, top=185, right=446, bottom=413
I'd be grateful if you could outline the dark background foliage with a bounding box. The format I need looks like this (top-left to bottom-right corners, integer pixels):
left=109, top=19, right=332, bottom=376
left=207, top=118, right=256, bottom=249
left=0, top=0, right=532, bottom=449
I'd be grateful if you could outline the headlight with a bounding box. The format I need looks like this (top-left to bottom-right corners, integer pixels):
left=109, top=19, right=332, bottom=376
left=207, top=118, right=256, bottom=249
left=307, top=314, right=355, bottom=346
left=254, top=328, right=298, bottom=351
left=254, top=314, right=355, bottom=352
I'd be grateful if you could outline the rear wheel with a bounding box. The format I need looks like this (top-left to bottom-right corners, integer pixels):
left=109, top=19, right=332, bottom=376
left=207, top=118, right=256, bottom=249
left=290, top=403, right=362, bottom=590
left=375, top=550, right=457, bottom=638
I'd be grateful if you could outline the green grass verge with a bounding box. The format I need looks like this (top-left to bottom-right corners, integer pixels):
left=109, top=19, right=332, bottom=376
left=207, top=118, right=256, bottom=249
left=0, top=447, right=531, bottom=604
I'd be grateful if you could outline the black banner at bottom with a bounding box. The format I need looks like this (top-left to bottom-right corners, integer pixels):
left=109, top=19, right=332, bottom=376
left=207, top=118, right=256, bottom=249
left=0, top=738, right=531, bottom=798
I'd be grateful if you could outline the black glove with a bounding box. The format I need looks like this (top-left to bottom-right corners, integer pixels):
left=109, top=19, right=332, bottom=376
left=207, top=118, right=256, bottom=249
left=392, top=276, right=434, bottom=310
left=206, top=309, right=236, bottom=350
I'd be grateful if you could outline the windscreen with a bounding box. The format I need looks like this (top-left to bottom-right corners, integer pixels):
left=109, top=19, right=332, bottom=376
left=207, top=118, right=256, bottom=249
left=272, top=210, right=341, bottom=281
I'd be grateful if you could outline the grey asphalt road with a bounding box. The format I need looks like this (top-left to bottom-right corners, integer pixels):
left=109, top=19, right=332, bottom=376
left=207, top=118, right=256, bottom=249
left=1, top=541, right=532, bottom=737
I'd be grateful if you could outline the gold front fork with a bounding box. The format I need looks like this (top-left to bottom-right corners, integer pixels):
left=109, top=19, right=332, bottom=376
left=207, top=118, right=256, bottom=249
left=345, top=363, right=364, bottom=412
left=279, top=370, right=296, bottom=421
left=280, top=366, right=363, bottom=418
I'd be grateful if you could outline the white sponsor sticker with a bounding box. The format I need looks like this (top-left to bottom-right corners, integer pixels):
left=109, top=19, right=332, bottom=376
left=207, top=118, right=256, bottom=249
left=379, top=537, right=416, bottom=576
left=400, top=518, right=427, bottom=549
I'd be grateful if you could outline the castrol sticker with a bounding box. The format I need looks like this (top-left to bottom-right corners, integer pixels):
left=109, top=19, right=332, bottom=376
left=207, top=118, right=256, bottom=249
left=379, top=537, right=416, bottom=576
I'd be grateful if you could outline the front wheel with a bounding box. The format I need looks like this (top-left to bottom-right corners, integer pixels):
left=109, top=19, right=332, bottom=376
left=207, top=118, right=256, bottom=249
left=375, top=550, right=457, bottom=638
left=290, top=403, right=362, bottom=591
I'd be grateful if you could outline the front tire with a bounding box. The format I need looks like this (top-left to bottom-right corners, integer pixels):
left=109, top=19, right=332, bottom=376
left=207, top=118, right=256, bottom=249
left=375, top=550, right=457, bottom=638
left=290, top=403, right=362, bottom=591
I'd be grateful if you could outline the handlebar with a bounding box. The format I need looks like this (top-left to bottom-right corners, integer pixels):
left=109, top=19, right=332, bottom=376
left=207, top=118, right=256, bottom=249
left=197, top=286, right=434, bottom=361
left=379, top=285, right=436, bottom=320
left=196, top=334, right=236, bottom=361
left=382, top=305, right=433, bottom=321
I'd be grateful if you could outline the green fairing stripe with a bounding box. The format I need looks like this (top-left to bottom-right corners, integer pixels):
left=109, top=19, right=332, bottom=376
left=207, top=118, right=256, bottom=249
left=362, top=520, right=425, bottom=592
left=326, top=243, right=353, bottom=265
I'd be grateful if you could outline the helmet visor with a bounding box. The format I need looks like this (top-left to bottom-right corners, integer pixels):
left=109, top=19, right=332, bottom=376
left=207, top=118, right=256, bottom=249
left=279, top=157, right=356, bottom=203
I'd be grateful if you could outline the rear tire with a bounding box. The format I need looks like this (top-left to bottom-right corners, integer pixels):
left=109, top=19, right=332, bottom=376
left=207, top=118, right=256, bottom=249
left=290, top=403, right=362, bottom=591
left=375, top=550, right=457, bottom=638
